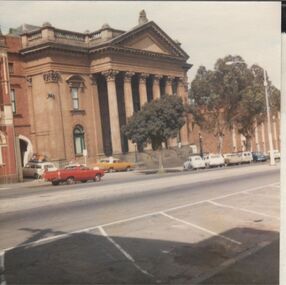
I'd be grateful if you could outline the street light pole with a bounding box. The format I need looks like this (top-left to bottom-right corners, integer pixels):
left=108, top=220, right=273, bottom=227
left=225, top=60, right=275, bottom=166
left=199, top=132, right=204, bottom=158
left=263, top=69, right=275, bottom=166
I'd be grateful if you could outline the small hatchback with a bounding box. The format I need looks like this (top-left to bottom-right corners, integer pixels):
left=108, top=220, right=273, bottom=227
left=239, top=152, right=253, bottom=164
left=184, top=155, right=206, bottom=170
left=23, top=162, right=57, bottom=179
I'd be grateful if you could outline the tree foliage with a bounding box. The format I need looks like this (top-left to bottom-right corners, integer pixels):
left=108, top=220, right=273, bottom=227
left=122, top=95, right=185, bottom=171
left=189, top=55, right=281, bottom=151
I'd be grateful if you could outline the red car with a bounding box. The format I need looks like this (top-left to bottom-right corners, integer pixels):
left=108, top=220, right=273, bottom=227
left=43, top=165, right=104, bottom=186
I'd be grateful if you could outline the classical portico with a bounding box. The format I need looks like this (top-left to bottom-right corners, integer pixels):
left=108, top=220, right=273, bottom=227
left=18, top=10, right=192, bottom=162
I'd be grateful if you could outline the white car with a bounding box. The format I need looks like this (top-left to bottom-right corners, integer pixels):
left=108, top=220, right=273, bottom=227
left=23, top=162, right=57, bottom=179
left=238, top=152, right=253, bottom=164
left=184, top=155, right=206, bottom=170
left=203, top=154, right=225, bottom=168
left=267, top=149, right=280, bottom=160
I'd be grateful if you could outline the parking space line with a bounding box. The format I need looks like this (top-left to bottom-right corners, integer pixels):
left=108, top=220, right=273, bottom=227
left=208, top=200, right=280, bottom=220
left=242, top=192, right=280, bottom=199
left=98, top=226, right=153, bottom=278
left=160, top=212, right=242, bottom=245
left=0, top=182, right=278, bottom=253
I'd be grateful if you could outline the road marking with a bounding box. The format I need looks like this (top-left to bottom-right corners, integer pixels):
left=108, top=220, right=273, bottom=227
left=160, top=212, right=241, bottom=245
left=208, top=200, right=280, bottom=220
left=242, top=192, right=280, bottom=199
left=191, top=240, right=274, bottom=285
left=0, top=182, right=278, bottom=253
left=98, top=226, right=153, bottom=278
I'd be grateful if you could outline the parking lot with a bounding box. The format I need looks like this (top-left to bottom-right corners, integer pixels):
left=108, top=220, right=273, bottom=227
left=2, top=178, right=280, bottom=284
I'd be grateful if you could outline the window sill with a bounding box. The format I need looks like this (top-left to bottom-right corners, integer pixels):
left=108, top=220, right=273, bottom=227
left=75, top=154, right=83, bottom=157
left=70, top=110, right=86, bottom=115
left=13, top=114, right=23, bottom=118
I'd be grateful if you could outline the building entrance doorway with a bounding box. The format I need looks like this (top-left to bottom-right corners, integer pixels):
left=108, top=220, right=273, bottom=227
left=19, top=135, right=33, bottom=166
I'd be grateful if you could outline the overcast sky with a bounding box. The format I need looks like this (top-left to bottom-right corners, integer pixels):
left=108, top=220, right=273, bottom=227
left=0, top=1, right=281, bottom=88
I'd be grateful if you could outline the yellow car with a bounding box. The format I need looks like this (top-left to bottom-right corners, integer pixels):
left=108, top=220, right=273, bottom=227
left=95, top=157, right=135, bottom=172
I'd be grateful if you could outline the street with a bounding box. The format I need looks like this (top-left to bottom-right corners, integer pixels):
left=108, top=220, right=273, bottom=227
left=0, top=163, right=280, bottom=284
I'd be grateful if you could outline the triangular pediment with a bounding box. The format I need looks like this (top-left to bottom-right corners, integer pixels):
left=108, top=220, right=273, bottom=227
left=124, top=33, right=170, bottom=55
left=110, top=21, right=189, bottom=59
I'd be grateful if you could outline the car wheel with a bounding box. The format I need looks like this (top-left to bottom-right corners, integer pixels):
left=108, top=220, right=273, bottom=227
left=52, top=181, right=60, bottom=186
left=81, top=180, right=87, bottom=183
left=94, top=174, right=101, bottom=182
left=108, top=168, right=114, bottom=173
left=126, top=166, right=131, bottom=172
left=66, top=177, right=75, bottom=185
left=34, top=173, right=40, bottom=179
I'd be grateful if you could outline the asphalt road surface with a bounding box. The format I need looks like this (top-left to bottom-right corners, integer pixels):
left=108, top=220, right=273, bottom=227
left=0, top=164, right=280, bottom=284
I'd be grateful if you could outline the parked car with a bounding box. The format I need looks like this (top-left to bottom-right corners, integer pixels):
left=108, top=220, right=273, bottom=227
left=223, top=153, right=242, bottom=166
left=43, top=165, right=104, bottom=185
left=203, top=153, right=225, bottom=168
left=183, top=155, right=206, bottom=170
left=23, top=162, right=57, bottom=179
left=252, top=152, right=267, bottom=162
left=267, top=149, right=280, bottom=160
left=94, top=157, right=135, bottom=172
left=238, top=151, right=253, bottom=164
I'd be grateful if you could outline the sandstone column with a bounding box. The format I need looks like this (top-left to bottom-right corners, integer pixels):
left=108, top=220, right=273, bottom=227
left=43, top=70, right=65, bottom=161
left=124, top=71, right=135, bottom=152
left=165, top=76, right=173, bottom=95
left=152, top=75, right=162, bottom=100
left=90, top=76, right=104, bottom=155
left=177, top=77, right=189, bottom=145
left=139, top=73, right=149, bottom=107
left=103, top=70, right=122, bottom=154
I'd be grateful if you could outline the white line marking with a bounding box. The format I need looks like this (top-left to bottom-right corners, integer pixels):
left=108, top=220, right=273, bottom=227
left=98, top=226, right=153, bottom=277
left=208, top=200, right=280, bottom=220
left=160, top=212, right=241, bottom=245
left=0, top=182, right=278, bottom=253
left=242, top=192, right=280, bottom=199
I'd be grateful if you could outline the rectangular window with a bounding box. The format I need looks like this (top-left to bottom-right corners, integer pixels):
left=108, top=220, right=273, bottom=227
left=8, top=63, right=14, bottom=74
left=75, top=136, right=83, bottom=154
left=71, top=88, right=79, bottom=110
left=10, top=89, right=16, bottom=113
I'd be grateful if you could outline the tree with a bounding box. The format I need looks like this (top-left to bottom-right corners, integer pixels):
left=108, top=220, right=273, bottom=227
left=189, top=55, right=251, bottom=152
left=189, top=55, right=280, bottom=152
left=122, top=95, right=185, bottom=172
left=234, top=64, right=281, bottom=150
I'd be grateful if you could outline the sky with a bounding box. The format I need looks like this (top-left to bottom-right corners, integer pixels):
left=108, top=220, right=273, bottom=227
left=0, top=1, right=281, bottom=88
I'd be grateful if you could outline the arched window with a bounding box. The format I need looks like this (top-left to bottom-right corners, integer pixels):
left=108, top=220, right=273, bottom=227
left=73, top=125, right=85, bottom=155
left=66, top=75, right=85, bottom=110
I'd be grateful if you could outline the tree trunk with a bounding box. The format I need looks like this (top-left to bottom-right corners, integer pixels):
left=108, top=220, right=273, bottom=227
left=157, top=146, right=165, bottom=173
left=245, top=136, right=252, bottom=151
left=217, top=135, right=224, bottom=154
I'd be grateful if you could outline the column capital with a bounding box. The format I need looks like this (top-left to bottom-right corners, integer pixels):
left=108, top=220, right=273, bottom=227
left=102, top=69, right=119, bottom=81
left=89, top=74, right=98, bottom=86
left=139, top=73, right=149, bottom=84
left=153, top=74, right=162, bottom=83
left=43, top=70, right=60, bottom=83
left=124, top=71, right=135, bottom=82
left=165, top=75, right=175, bottom=83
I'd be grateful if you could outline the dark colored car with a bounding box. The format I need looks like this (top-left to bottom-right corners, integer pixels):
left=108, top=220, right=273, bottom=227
left=252, top=152, right=267, bottom=162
